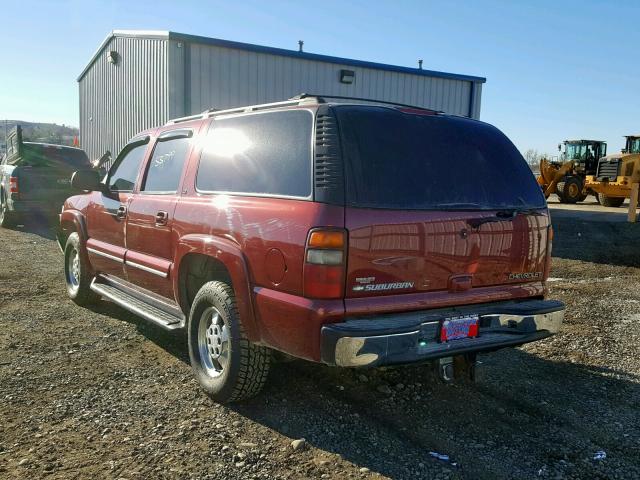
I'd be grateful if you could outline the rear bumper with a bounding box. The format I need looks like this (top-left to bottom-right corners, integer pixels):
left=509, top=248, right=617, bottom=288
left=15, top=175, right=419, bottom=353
left=320, top=299, right=564, bottom=367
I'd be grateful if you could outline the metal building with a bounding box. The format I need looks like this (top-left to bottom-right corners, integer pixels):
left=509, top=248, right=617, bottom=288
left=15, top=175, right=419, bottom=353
left=78, top=30, right=486, bottom=160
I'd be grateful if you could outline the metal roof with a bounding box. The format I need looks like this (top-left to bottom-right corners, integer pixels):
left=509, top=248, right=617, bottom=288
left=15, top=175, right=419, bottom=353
left=78, top=30, right=487, bottom=83
left=564, top=139, right=606, bottom=143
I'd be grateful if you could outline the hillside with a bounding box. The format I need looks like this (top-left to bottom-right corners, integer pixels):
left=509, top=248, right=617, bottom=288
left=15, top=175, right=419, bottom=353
left=1, top=120, right=79, bottom=148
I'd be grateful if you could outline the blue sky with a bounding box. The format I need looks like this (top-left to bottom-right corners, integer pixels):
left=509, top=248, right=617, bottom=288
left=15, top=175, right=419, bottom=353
left=1, top=0, right=639, bottom=154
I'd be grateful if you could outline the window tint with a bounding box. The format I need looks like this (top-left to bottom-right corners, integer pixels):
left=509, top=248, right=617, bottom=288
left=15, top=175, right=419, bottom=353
left=142, top=136, right=191, bottom=193
left=19, top=145, right=90, bottom=169
left=197, top=110, right=312, bottom=197
left=108, top=143, right=147, bottom=191
left=336, top=106, right=546, bottom=210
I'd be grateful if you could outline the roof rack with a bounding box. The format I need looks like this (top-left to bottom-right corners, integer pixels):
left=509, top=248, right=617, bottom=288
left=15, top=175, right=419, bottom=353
left=165, top=96, right=322, bottom=125
left=165, top=93, right=441, bottom=125
left=290, top=93, right=441, bottom=113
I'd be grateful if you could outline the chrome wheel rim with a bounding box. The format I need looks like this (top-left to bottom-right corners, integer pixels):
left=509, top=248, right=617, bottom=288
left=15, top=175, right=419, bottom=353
left=67, top=248, right=80, bottom=291
left=198, top=306, right=229, bottom=378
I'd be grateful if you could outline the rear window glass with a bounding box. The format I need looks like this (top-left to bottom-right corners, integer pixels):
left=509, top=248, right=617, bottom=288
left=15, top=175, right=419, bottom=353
left=18, top=145, right=90, bottom=169
left=197, top=110, right=312, bottom=197
left=336, top=107, right=546, bottom=210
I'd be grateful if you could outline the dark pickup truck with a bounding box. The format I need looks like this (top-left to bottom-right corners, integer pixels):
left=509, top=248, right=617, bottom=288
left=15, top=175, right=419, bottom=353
left=0, top=126, right=91, bottom=227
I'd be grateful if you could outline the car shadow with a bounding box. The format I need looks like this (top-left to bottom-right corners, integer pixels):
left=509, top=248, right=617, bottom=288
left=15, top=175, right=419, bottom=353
left=86, top=299, right=190, bottom=364
left=226, top=350, right=640, bottom=479
left=87, top=300, right=640, bottom=479
left=550, top=215, right=640, bottom=268
left=10, top=213, right=58, bottom=240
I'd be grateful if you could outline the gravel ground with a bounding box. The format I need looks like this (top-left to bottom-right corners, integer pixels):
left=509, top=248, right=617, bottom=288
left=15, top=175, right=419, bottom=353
left=1, top=216, right=639, bottom=480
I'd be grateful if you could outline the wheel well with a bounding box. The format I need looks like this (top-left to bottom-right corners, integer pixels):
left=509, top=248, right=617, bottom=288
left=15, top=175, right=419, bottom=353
left=59, top=220, right=76, bottom=246
left=178, top=253, right=233, bottom=314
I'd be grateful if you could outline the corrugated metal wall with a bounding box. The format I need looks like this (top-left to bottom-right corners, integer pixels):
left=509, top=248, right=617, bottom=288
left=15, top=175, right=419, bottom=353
left=179, top=42, right=480, bottom=119
left=80, top=33, right=483, bottom=161
left=79, top=36, right=169, bottom=160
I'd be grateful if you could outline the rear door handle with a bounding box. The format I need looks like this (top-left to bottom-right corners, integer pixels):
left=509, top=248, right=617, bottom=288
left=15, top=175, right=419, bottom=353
left=116, top=205, right=127, bottom=219
left=155, top=210, right=168, bottom=226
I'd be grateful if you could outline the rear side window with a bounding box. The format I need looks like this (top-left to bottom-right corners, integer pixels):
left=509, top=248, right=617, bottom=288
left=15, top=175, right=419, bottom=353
left=17, top=145, right=90, bottom=169
left=336, top=106, right=546, bottom=210
left=142, top=136, right=191, bottom=193
left=197, top=110, right=312, bottom=197
left=108, top=143, right=148, bottom=192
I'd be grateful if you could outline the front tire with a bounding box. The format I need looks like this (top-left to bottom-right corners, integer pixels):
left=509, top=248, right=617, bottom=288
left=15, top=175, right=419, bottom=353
left=560, top=176, right=583, bottom=204
left=64, top=232, right=98, bottom=305
left=187, top=281, right=271, bottom=403
left=555, top=182, right=567, bottom=203
left=0, top=196, right=16, bottom=228
left=597, top=193, right=625, bottom=207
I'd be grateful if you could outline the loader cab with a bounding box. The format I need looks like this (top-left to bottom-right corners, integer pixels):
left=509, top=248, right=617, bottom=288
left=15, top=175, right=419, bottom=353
left=561, top=140, right=606, bottom=174
left=622, top=135, right=640, bottom=154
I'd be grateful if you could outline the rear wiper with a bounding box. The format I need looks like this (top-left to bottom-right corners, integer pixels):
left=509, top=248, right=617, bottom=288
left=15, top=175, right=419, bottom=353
left=467, top=208, right=545, bottom=229
left=437, top=202, right=487, bottom=210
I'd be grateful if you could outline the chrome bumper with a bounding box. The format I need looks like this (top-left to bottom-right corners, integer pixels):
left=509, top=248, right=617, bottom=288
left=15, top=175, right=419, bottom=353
left=321, top=299, right=565, bottom=368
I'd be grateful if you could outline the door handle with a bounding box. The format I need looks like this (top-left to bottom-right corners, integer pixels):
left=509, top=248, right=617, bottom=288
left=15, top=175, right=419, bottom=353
left=116, top=205, right=127, bottom=219
left=155, top=210, right=168, bottom=226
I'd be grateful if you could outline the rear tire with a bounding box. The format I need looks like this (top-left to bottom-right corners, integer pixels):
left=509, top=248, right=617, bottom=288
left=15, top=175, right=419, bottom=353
left=187, top=281, right=271, bottom=403
left=64, top=232, right=98, bottom=305
left=597, top=193, right=625, bottom=207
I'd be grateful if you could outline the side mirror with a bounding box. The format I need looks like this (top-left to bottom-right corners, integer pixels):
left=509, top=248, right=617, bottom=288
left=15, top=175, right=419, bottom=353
left=92, top=150, right=111, bottom=169
left=71, top=169, right=102, bottom=191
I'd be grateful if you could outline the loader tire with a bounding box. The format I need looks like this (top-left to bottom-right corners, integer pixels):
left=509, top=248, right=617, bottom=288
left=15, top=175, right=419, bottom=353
left=560, top=177, right=583, bottom=204
left=555, top=182, right=567, bottom=203
left=597, top=193, right=625, bottom=208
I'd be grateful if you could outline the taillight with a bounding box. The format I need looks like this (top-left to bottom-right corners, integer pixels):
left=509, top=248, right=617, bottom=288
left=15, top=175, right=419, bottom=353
left=303, top=228, right=347, bottom=299
left=544, top=225, right=553, bottom=279
left=9, top=176, right=18, bottom=194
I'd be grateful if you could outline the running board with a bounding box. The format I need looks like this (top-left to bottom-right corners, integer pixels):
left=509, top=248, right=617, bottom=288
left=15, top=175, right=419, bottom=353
left=90, top=280, right=184, bottom=330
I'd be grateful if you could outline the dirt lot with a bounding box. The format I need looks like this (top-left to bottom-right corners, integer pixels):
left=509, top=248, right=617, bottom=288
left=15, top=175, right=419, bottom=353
left=1, top=212, right=639, bottom=480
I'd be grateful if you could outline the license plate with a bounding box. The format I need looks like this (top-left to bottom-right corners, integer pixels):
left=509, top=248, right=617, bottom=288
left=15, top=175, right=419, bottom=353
left=441, top=315, right=479, bottom=342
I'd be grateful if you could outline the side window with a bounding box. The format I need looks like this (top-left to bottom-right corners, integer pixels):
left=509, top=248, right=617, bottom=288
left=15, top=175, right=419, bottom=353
left=197, top=110, right=312, bottom=197
left=108, top=143, right=148, bottom=192
left=142, top=134, right=192, bottom=193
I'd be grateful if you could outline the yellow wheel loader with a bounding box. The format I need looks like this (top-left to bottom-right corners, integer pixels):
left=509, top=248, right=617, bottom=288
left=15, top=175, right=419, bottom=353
left=537, top=139, right=606, bottom=203
left=585, top=135, right=640, bottom=207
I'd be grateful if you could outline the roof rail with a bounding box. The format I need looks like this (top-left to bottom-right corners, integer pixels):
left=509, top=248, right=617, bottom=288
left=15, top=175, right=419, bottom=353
left=165, top=96, right=322, bottom=125
left=290, top=93, right=441, bottom=113
left=164, top=92, right=445, bottom=125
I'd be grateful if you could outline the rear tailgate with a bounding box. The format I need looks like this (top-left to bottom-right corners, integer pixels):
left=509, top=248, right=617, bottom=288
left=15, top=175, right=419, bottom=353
left=345, top=207, right=549, bottom=298
left=15, top=144, right=90, bottom=204
left=333, top=105, right=550, bottom=313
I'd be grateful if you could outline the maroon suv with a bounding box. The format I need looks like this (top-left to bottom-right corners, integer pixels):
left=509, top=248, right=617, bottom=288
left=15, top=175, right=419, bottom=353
left=58, top=95, right=564, bottom=402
